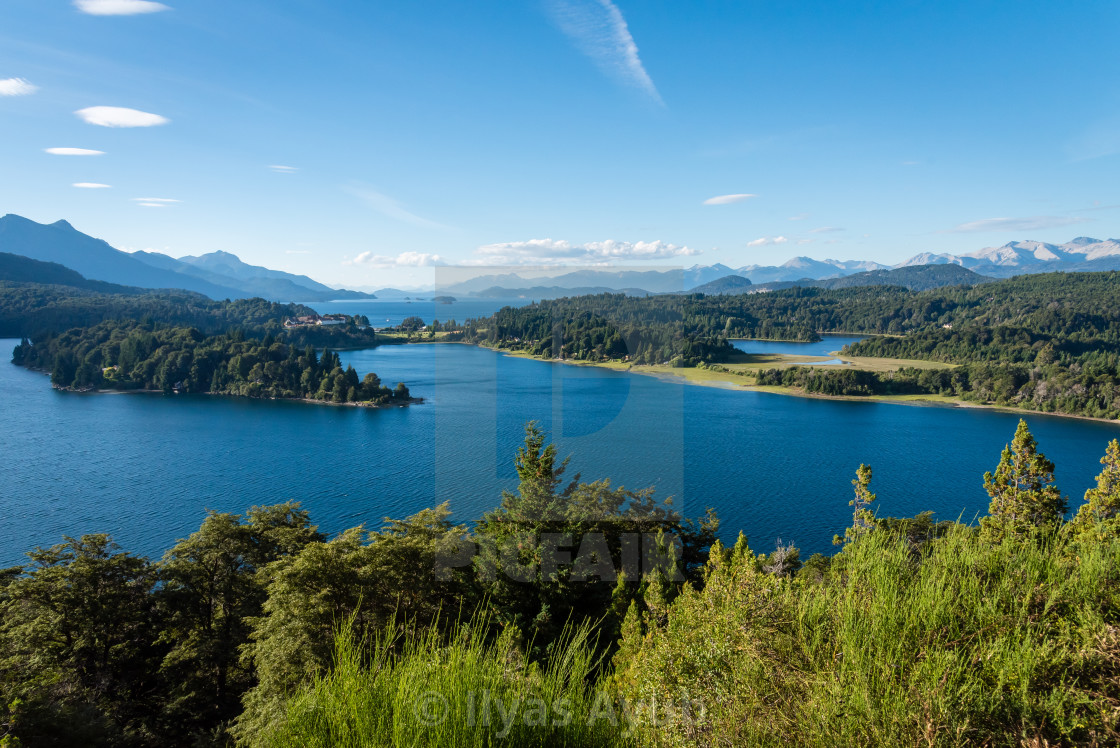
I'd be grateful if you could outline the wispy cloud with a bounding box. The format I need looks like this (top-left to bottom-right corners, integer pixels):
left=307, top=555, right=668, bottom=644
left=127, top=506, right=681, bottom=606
left=348, top=186, right=449, bottom=230
left=747, top=236, right=789, bottom=247
left=545, top=0, right=663, bottom=105
left=76, top=106, right=169, bottom=127
left=788, top=213, right=809, bottom=221
left=474, top=238, right=698, bottom=265
left=945, top=216, right=1086, bottom=233
left=703, top=193, right=756, bottom=206
left=73, top=182, right=111, bottom=189
left=269, top=165, right=298, bottom=173
left=0, top=78, right=37, bottom=96
left=809, top=226, right=843, bottom=234
left=350, top=251, right=444, bottom=268
left=45, top=147, right=105, bottom=156
left=132, top=197, right=180, bottom=207
left=74, top=0, right=170, bottom=15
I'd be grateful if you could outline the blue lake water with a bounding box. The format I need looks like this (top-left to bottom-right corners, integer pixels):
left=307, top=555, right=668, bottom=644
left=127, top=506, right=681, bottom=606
left=309, top=298, right=530, bottom=328
left=732, top=335, right=867, bottom=365
left=3, top=337, right=1119, bottom=567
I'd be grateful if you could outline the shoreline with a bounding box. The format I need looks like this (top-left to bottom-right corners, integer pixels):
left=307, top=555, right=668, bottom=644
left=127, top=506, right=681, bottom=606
left=18, top=365, right=422, bottom=410
left=479, top=346, right=1120, bottom=426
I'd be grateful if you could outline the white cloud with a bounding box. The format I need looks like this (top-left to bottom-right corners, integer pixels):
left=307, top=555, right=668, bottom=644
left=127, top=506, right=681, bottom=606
left=809, top=226, right=843, bottom=233
left=545, top=0, right=663, bottom=105
left=788, top=213, right=809, bottom=221
left=73, top=182, right=111, bottom=188
left=474, top=238, right=699, bottom=265
left=350, top=251, right=444, bottom=268
left=0, top=78, right=37, bottom=96
left=132, top=197, right=180, bottom=207
left=45, top=147, right=105, bottom=156
left=703, top=193, right=756, bottom=206
left=269, top=165, right=298, bottom=173
left=746, top=236, right=789, bottom=247
left=946, top=216, right=1086, bottom=233
left=76, top=106, right=169, bottom=127
left=74, top=0, right=170, bottom=15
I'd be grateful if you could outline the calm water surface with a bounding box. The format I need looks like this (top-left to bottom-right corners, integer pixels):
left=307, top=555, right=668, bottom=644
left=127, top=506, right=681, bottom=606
left=732, top=334, right=867, bottom=365
left=3, top=337, right=1118, bottom=566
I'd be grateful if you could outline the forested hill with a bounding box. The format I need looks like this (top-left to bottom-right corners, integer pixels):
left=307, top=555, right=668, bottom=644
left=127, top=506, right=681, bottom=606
left=467, top=272, right=1120, bottom=418
left=746, top=263, right=989, bottom=293
left=0, top=277, right=383, bottom=348
left=0, top=281, right=314, bottom=339
left=0, top=252, right=148, bottom=295
left=12, top=320, right=412, bottom=405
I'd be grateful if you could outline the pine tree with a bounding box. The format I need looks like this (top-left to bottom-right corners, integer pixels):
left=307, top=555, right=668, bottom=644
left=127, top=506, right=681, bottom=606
left=1071, top=439, right=1120, bottom=535
left=980, top=419, right=1066, bottom=541
left=835, top=463, right=877, bottom=545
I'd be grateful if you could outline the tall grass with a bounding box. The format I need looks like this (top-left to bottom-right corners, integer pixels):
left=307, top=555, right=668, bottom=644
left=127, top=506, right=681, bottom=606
left=615, top=527, right=1120, bottom=747
left=251, top=613, right=631, bottom=747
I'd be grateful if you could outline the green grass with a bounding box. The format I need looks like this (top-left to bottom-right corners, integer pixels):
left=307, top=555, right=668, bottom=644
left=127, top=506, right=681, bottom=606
left=613, top=527, right=1120, bottom=747
left=251, top=615, right=631, bottom=747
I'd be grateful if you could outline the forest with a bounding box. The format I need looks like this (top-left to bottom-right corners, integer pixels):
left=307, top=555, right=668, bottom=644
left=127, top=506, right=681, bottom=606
left=465, top=272, right=1120, bottom=418
left=10, top=320, right=411, bottom=405
left=1, top=420, right=1118, bottom=746
left=0, top=281, right=379, bottom=347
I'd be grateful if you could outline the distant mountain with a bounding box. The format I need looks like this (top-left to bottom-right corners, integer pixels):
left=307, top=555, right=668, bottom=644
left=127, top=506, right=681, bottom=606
left=717, top=264, right=988, bottom=294
left=0, top=252, right=149, bottom=295
left=0, top=214, right=374, bottom=302
left=687, top=275, right=754, bottom=295
left=896, top=237, right=1120, bottom=277
left=472, top=285, right=653, bottom=299
left=821, top=264, right=989, bottom=291
left=738, top=257, right=888, bottom=284
left=178, top=251, right=373, bottom=301
left=131, top=249, right=374, bottom=302
left=0, top=214, right=245, bottom=299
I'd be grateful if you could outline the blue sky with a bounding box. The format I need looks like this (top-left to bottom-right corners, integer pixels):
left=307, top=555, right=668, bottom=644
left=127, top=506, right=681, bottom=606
left=1, top=0, right=1118, bottom=288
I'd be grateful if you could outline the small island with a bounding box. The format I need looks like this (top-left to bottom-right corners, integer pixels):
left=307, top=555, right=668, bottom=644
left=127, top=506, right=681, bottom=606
left=433, top=295, right=456, bottom=304
left=11, top=321, right=418, bottom=408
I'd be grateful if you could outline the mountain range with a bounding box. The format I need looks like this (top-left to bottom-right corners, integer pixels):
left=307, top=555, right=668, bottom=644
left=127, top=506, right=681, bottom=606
left=437, top=237, right=1120, bottom=296
left=2, top=214, right=1118, bottom=301
left=0, top=214, right=373, bottom=302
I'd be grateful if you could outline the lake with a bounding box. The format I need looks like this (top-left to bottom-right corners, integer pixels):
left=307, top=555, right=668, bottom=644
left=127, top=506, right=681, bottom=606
left=309, top=297, right=530, bottom=328
left=732, top=334, right=867, bottom=365
left=3, top=336, right=1118, bottom=567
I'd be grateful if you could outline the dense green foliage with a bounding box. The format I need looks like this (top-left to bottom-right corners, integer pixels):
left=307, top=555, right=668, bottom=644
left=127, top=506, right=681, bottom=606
left=464, top=294, right=743, bottom=365
left=2, top=421, right=1119, bottom=746
left=0, top=281, right=378, bottom=346
left=474, top=272, right=1120, bottom=418
left=11, top=320, right=411, bottom=405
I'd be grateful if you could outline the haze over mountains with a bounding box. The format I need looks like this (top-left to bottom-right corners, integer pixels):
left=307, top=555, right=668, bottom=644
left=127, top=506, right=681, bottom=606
left=2, top=214, right=1118, bottom=302
left=439, top=237, right=1120, bottom=296
left=0, top=214, right=373, bottom=302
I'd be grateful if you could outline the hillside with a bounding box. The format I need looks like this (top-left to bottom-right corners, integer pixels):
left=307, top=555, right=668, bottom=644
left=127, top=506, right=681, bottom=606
left=688, top=274, right=754, bottom=294
left=821, top=263, right=988, bottom=290
left=0, top=215, right=374, bottom=303
left=0, top=252, right=146, bottom=295
left=0, top=215, right=246, bottom=299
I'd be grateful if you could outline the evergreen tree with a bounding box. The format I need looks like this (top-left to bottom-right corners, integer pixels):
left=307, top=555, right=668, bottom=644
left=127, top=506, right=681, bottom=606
left=980, top=420, right=1066, bottom=540
left=1071, top=439, right=1120, bottom=535
left=835, top=463, right=877, bottom=545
